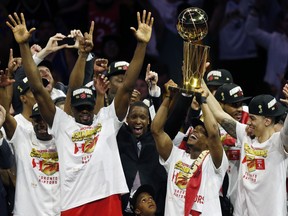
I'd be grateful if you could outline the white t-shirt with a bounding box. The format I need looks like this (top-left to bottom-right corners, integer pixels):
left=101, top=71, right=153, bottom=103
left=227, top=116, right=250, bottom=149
left=219, top=125, right=241, bottom=206
left=234, top=122, right=288, bottom=216
left=14, top=113, right=33, bottom=131
left=160, top=145, right=228, bottom=216
left=49, top=101, right=129, bottom=211
left=10, top=125, right=60, bottom=216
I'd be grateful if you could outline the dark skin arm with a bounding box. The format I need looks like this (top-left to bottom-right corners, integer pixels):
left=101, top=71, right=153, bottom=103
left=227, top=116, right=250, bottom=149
left=0, top=71, right=16, bottom=140
left=7, top=12, right=55, bottom=127
left=93, top=74, right=109, bottom=115
left=151, top=79, right=178, bottom=161
left=114, top=10, right=154, bottom=121
left=63, top=24, right=95, bottom=115
left=196, top=88, right=224, bottom=168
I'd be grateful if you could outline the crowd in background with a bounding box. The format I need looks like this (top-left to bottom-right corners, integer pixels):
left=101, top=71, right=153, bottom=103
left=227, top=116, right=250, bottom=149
left=0, top=0, right=287, bottom=98
left=1, top=0, right=288, bottom=216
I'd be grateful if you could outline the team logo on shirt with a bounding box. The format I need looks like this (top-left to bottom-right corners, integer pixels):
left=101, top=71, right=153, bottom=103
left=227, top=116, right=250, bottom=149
left=30, top=148, right=59, bottom=176
left=242, top=143, right=267, bottom=172
left=72, top=123, right=102, bottom=163
left=173, top=161, right=193, bottom=190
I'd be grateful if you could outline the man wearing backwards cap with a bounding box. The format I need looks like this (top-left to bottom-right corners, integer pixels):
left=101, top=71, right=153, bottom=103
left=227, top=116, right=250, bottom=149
left=203, top=80, right=288, bottom=216
left=7, top=10, right=154, bottom=215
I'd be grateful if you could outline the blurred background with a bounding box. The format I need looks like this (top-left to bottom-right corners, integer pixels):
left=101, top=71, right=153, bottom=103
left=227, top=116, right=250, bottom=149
left=1, top=0, right=288, bottom=98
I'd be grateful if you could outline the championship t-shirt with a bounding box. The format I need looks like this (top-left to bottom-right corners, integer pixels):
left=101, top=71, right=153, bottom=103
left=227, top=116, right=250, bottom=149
left=160, top=146, right=228, bottom=216
left=11, top=125, right=60, bottom=216
left=50, top=101, right=129, bottom=211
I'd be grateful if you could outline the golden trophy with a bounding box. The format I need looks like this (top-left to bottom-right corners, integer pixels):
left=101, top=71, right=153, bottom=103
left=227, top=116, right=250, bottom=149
left=170, top=7, right=210, bottom=94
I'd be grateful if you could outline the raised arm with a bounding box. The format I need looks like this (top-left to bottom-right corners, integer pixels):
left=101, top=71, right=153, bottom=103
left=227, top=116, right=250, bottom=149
left=63, top=23, right=94, bottom=115
left=196, top=89, right=224, bottom=168
left=0, top=105, right=15, bottom=169
left=202, top=79, right=237, bottom=138
left=114, top=10, right=154, bottom=121
left=93, top=74, right=109, bottom=114
left=6, top=12, right=55, bottom=127
left=280, top=83, right=288, bottom=151
left=151, top=80, right=178, bottom=161
left=0, top=71, right=16, bottom=140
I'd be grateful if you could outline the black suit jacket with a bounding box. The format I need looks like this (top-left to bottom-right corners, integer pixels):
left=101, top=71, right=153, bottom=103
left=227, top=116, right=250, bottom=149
left=117, top=124, right=167, bottom=216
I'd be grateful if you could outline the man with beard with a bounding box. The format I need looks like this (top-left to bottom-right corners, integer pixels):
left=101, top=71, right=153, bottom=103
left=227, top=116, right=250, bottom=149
left=7, top=10, right=154, bottom=215
left=151, top=80, right=228, bottom=216
left=117, top=101, right=167, bottom=216
left=213, top=83, right=251, bottom=207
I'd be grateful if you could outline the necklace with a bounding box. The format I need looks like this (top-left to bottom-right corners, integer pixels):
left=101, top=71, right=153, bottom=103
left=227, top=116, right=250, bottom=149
left=190, top=150, right=209, bottom=177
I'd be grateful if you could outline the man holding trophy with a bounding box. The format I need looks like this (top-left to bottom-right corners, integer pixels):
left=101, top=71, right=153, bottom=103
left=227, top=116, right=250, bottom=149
left=151, top=7, right=229, bottom=216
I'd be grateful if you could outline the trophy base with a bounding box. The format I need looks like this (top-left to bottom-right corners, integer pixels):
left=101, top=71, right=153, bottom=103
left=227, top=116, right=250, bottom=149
left=168, top=86, right=197, bottom=96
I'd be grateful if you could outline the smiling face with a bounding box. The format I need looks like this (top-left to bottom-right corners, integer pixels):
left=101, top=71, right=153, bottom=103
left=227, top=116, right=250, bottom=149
left=186, top=125, right=208, bottom=155
left=246, top=114, right=269, bottom=138
left=72, top=105, right=94, bottom=126
left=126, top=105, right=150, bottom=138
left=32, top=116, right=52, bottom=141
left=38, top=65, right=54, bottom=93
left=134, top=192, right=157, bottom=216
left=222, top=101, right=243, bottom=122
left=108, top=74, right=125, bottom=102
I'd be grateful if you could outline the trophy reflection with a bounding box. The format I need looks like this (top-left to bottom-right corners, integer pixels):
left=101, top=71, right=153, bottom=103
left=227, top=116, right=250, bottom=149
left=171, top=7, right=210, bottom=94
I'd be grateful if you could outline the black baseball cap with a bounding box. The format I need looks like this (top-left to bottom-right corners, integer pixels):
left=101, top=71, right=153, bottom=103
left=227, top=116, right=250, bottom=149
left=249, top=94, right=287, bottom=117
left=215, top=83, right=251, bottom=104
left=17, top=77, right=30, bottom=95
left=30, top=103, right=41, bottom=118
left=129, top=184, right=155, bottom=213
left=205, top=69, right=233, bottom=86
left=106, top=61, right=129, bottom=78
left=71, top=86, right=95, bottom=107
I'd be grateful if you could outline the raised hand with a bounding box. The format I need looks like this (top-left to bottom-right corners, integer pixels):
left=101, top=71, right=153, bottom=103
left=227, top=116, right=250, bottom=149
left=145, top=63, right=158, bottom=89
left=30, top=44, right=42, bottom=55
left=130, top=10, right=154, bottom=44
left=0, top=105, right=6, bottom=127
left=130, top=89, right=141, bottom=104
left=164, top=79, right=178, bottom=98
left=0, top=69, right=15, bottom=87
left=94, top=58, right=108, bottom=76
left=67, top=29, right=83, bottom=49
left=280, top=83, right=288, bottom=106
left=7, top=48, right=22, bottom=74
left=78, top=21, right=95, bottom=54
left=93, top=74, right=109, bottom=96
left=6, top=12, right=36, bottom=44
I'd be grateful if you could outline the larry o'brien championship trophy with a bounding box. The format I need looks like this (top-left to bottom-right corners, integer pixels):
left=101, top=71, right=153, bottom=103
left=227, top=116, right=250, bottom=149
left=170, top=7, right=210, bottom=94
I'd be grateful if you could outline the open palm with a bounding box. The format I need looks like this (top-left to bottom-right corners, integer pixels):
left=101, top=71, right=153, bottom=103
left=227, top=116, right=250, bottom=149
left=6, top=13, right=35, bottom=44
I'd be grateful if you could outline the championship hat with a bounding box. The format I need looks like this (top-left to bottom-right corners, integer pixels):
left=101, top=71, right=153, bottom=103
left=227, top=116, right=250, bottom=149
left=248, top=94, right=287, bottom=117
left=205, top=69, right=233, bottom=86
left=106, top=61, right=129, bottom=78
left=17, top=77, right=30, bottom=95
left=215, top=83, right=251, bottom=104
left=71, top=86, right=95, bottom=107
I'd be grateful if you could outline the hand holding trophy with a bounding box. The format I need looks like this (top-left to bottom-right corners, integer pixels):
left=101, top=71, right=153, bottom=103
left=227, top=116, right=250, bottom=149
left=171, top=7, right=210, bottom=95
